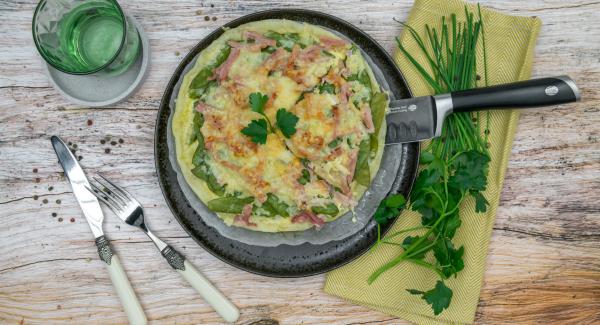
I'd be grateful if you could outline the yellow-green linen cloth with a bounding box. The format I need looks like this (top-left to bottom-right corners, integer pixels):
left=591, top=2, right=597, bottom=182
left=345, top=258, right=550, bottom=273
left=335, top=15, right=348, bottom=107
left=324, top=0, right=542, bottom=324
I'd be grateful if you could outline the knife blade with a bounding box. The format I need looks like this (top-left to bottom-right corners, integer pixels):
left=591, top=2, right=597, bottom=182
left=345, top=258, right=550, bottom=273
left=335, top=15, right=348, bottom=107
left=384, top=76, right=581, bottom=145
left=51, top=136, right=104, bottom=238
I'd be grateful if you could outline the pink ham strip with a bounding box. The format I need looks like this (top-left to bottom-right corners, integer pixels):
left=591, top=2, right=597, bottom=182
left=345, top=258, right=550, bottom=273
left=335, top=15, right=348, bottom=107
left=243, top=31, right=277, bottom=47
left=339, top=82, right=351, bottom=107
left=212, top=47, right=240, bottom=82
left=345, top=149, right=359, bottom=194
left=291, top=210, right=325, bottom=227
left=319, top=36, right=349, bottom=49
left=234, top=204, right=256, bottom=227
left=297, top=45, right=322, bottom=62
left=362, top=106, right=375, bottom=133
left=262, top=47, right=288, bottom=71
left=195, top=101, right=214, bottom=113
left=227, top=40, right=263, bottom=52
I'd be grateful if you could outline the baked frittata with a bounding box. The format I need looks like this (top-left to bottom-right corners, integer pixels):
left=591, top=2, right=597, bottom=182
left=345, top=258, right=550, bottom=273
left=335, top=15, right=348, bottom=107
left=173, top=20, right=388, bottom=232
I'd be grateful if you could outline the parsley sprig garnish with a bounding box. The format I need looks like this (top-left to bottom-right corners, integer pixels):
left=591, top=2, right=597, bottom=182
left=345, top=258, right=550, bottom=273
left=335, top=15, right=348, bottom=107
left=241, top=92, right=299, bottom=144
left=368, top=5, right=491, bottom=316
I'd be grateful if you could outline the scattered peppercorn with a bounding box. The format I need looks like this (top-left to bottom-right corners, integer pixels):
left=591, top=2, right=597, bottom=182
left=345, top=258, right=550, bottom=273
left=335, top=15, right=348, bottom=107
left=33, top=195, right=39, bottom=200
left=33, top=168, right=38, bottom=173
left=175, top=51, right=180, bottom=56
left=43, top=199, right=48, bottom=204
left=70, top=218, right=75, bottom=223
left=110, top=141, right=117, bottom=146
left=52, top=212, right=57, bottom=217
left=100, top=139, right=106, bottom=144
left=204, top=15, right=210, bottom=21
left=78, top=156, right=83, bottom=161
left=212, top=16, right=217, bottom=21
left=73, top=143, right=78, bottom=149
left=105, top=148, right=111, bottom=154
left=118, top=138, right=124, bottom=144
left=48, top=186, right=54, bottom=191
left=35, top=178, right=40, bottom=183
left=68, top=142, right=72, bottom=146
left=87, top=119, right=93, bottom=126
left=210, top=3, right=214, bottom=7
left=58, top=217, right=63, bottom=222
left=56, top=199, right=61, bottom=204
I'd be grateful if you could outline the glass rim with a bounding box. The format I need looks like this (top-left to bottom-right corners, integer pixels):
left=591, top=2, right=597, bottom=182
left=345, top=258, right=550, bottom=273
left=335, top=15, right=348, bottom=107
left=32, top=0, right=127, bottom=75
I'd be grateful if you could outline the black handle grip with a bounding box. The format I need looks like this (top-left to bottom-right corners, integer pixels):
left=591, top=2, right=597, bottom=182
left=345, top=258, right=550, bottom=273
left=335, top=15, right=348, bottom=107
left=450, top=76, right=580, bottom=112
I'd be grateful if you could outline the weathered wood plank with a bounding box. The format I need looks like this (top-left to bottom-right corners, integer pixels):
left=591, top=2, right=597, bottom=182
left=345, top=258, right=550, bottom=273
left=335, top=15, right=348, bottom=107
left=1, top=0, right=599, bottom=324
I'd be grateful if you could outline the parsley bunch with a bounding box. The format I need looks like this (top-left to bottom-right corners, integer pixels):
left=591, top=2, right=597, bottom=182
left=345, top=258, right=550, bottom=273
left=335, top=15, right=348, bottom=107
left=241, top=92, right=299, bottom=144
left=368, top=5, right=491, bottom=316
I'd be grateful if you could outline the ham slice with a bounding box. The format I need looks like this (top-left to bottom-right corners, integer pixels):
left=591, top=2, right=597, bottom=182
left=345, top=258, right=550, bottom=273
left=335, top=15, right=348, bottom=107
left=234, top=204, right=256, bottom=227
left=291, top=210, right=325, bottom=227
left=243, top=31, right=277, bottom=47
left=362, top=106, right=375, bottom=133
left=212, top=47, right=240, bottom=82
left=297, top=45, right=322, bottom=62
left=319, top=36, right=349, bottom=49
left=194, top=101, right=213, bottom=113
left=227, top=40, right=263, bottom=52
left=262, top=47, right=288, bottom=71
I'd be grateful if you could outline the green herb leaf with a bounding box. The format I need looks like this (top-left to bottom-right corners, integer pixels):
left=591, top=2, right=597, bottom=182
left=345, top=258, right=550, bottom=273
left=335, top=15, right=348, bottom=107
left=275, top=108, right=299, bottom=138
left=318, top=82, right=336, bottom=94
left=206, top=196, right=254, bottom=214
left=433, top=238, right=464, bottom=278
left=408, top=281, right=453, bottom=316
left=353, top=138, right=371, bottom=186
left=311, top=203, right=339, bottom=217
left=472, top=191, right=488, bottom=213
left=249, top=92, right=269, bottom=115
left=373, top=194, right=406, bottom=224
left=241, top=119, right=269, bottom=144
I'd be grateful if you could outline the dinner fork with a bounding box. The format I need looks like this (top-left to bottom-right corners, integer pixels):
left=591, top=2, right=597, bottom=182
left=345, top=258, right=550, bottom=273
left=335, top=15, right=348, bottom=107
left=86, top=175, right=240, bottom=323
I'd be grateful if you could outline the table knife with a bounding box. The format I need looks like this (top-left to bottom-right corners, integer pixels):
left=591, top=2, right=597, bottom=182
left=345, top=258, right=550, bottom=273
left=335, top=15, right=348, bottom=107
left=385, top=75, right=581, bottom=144
left=51, top=136, right=147, bottom=325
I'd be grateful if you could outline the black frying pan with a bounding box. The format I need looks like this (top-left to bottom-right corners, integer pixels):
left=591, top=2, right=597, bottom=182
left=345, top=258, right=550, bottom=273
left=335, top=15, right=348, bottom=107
left=155, top=9, right=418, bottom=277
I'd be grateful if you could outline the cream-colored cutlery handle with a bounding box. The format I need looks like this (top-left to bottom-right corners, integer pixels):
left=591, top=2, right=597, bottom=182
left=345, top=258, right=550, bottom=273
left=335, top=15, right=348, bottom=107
left=106, top=254, right=147, bottom=325
left=161, top=246, right=239, bottom=323
left=96, top=236, right=146, bottom=325
left=177, top=259, right=239, bottom=323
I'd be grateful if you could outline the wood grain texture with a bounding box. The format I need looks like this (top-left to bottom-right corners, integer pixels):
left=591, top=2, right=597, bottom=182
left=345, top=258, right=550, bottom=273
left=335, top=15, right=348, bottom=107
left=1, top=0, right=599, bottom=324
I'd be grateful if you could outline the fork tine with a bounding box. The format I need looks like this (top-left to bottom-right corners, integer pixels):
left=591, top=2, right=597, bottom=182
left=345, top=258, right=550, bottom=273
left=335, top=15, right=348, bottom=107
left=86, top=183, right=123, bottom=214
left=97, top=173, right=136, bottom=203
left=92, top=176, right=128, bottom=206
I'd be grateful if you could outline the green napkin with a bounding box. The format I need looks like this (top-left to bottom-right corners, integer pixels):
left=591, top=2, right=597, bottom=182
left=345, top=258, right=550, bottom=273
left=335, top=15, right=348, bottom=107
left=324, top=0, right=542, bottom=324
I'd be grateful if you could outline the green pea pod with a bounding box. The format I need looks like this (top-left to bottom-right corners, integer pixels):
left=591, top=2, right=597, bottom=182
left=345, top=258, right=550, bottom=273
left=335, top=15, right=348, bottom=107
left=214, top=46, right=231, bottom=67
left=311, top=203, right=339, bottom=217
left=354, top=138, right=371, bottom=186
left=369, top=92, right=388, bottom=154
left=191, top=164, right=225, bottom=196
left=261, top=193, right=290, bottom=217
left=188, top=68, right=214, bottom=98
left=207, top=196, right=254, bottom=214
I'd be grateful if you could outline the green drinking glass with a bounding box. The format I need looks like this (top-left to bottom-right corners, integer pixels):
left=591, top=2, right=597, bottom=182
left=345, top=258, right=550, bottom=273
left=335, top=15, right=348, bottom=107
left=32, top=0, right=140, bottom=75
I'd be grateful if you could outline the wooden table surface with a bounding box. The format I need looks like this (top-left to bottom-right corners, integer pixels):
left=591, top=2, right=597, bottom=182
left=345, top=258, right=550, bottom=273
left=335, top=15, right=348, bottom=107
left=1, top=0, right=599, bottom=324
